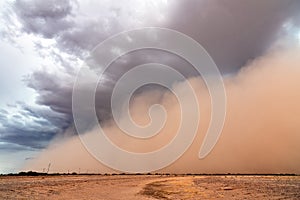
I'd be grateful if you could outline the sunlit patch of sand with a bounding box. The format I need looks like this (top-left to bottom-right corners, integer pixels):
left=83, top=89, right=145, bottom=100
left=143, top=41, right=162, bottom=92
left=140, top=175, right=300, bottom=199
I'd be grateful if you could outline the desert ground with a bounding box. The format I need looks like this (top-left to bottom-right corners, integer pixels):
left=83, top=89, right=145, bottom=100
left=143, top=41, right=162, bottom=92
left=0, top=175, right=299, bottom=199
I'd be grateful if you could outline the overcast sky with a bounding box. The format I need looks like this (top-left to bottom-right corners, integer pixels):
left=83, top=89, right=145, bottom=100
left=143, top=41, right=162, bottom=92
left=0, top=0, right=300, bottom=173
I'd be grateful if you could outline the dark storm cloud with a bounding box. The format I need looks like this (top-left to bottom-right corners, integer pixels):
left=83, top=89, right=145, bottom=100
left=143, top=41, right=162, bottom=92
left=166, top=0, right=300, bottom=72
left=21, top=104, right=71, bottom=129
left=0, top=142, right=35, bottom=152
left=27, top=70, right=73, bottom=115
left=0, top=130, right=53, bottom=149
left=0, top=102, right=70, bottom=149
left=2, top=0, right=300, bottom=151
left=12, top=0, right=300, bottom=71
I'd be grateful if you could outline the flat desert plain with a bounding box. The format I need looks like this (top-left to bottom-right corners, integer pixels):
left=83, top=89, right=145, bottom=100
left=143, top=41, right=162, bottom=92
left=0, top=175, right=299, bottom=199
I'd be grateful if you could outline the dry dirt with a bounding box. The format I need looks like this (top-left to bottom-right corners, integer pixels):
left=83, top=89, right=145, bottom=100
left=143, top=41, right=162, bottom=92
left=0, top=175, right=299, bottom=199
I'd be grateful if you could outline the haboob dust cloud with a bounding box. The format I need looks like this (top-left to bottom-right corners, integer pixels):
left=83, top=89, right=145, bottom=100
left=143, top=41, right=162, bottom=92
left=25, top=40, right=300, bottom=174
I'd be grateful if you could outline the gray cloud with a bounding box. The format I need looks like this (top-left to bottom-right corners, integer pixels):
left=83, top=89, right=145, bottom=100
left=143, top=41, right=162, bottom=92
left=0, top=142, right=35, bottom=152
left=14, top=0, right=75, bottom=38
left=0, top=102, right=70, bottom=150
left=26, top=70, right=73, bottom=115
left=166, top=0, right=300, bottom=72
left=11, top=0, right=300, bottom=70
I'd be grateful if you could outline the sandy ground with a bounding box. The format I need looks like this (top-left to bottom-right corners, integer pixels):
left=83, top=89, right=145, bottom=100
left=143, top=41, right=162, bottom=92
left=0, top=175, right=299, bottom=199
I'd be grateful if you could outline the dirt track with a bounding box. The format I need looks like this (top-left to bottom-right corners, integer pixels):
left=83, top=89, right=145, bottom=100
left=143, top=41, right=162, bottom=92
left=0, top=175, right=299, bottom=199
